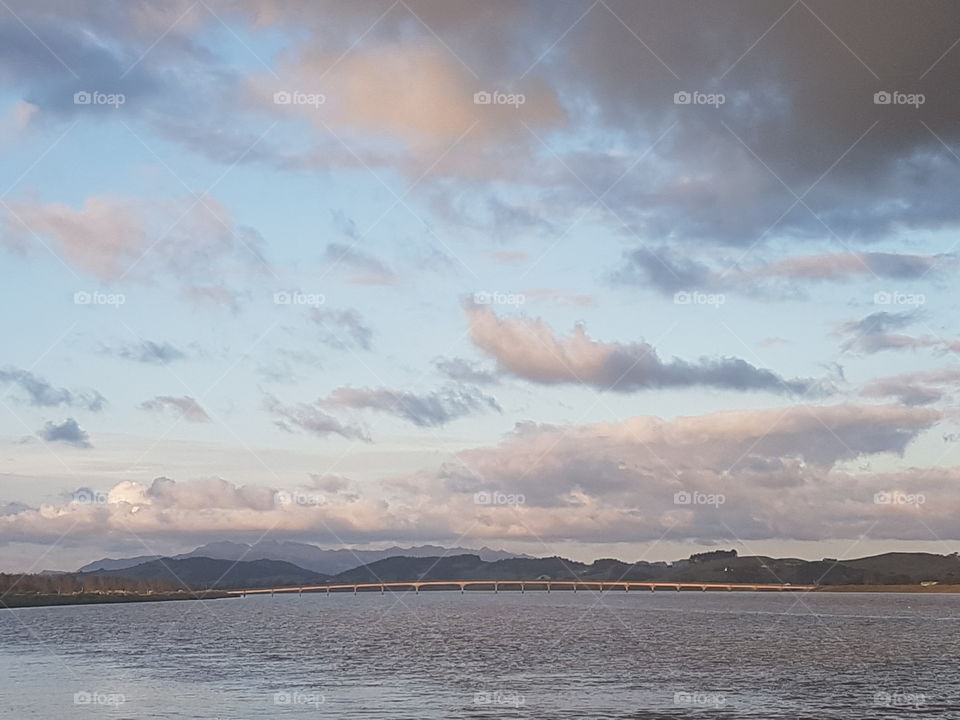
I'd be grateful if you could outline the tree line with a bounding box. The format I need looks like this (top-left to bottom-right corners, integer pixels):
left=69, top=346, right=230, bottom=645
left=0, top=572, right=179, bottom=596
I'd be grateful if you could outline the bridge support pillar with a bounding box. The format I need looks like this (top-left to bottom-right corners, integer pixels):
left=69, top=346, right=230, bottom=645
left=381, top=585, right=384, bottom=594
left=546, top=583, right=550, bottom=593
left=270, top=590, right=274, bottom=597
left=521, top=583, right=525, bottom=594
left=494, top=583, right=498, bottom=594
left=460, top=585, right=465, bottom=594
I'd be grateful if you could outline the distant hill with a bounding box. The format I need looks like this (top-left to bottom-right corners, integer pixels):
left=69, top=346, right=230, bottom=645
left=83, top=557, right=329, bottom=590
left=77, top=549, right=960, bottom=591
left=78, top=554, right=162, bottom=572
left=78, top=541, right=529, bottom=575
left=330, top=551, right=960, bottom=587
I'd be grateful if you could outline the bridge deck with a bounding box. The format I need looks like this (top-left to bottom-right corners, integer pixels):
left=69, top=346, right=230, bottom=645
left=227, top=580, right=816, bottom=596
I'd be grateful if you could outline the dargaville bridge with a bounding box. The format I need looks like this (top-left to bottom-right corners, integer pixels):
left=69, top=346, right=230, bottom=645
left=227, top=580, right=816, bottom=597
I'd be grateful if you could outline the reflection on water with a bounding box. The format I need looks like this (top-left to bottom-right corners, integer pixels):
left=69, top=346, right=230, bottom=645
left=1, top=591, right=958, bottom=718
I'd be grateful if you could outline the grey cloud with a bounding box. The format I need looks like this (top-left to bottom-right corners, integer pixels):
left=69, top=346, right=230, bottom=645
left=138, top=396, right=211, bottom=422
left=0, top=404, right=953, bottom=546
left=310, top=307, right=373, bottom=351
left=616, top=247, right=949, bottom=297
left=108, top=340, right=187, bottom=364
left=467, top=304, right=825, bottom=396
left=434, top=357, right=500, bottom=385
left=38, top=418, right=91, bottom=448
left=265, top=395, right=370, bottom=441
left=615, top=246, right=718, bottom=295
left=0, top=367, right=105, bottom=411
left=861, top=368, right=960, bottom=406
left=445, top=403, right=940, bottom=512
left=322, top=385, right=501, bottom=428
left=323, top=243, right=396, bottom=285
left=9, top=0, right=960, bottom=250
left=837, top=311, right=960, bottom=354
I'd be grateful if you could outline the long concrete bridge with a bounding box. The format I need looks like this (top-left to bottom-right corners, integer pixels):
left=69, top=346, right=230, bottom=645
left=227, top=580, right=816, bottom=597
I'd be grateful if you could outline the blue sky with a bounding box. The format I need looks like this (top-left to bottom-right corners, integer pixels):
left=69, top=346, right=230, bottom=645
left=2, top=0, right=960, bottom=571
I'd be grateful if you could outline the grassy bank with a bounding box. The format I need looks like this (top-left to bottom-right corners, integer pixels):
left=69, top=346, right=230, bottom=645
left=0, top=590, right=232, bottom=609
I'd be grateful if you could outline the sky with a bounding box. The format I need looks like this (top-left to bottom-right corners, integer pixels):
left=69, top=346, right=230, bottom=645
left=2, top=0, right=960, bottom=572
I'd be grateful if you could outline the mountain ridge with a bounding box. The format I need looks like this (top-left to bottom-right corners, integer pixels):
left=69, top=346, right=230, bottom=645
left=77, top=541, right=530, bottom=575
left=76, top=549, right=960, bottom=591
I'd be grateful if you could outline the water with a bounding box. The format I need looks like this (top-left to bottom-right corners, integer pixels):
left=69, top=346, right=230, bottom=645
left=1, top=591, right=958, bottom=719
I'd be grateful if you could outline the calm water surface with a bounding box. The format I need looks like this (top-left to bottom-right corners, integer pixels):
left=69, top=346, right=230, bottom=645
left=1, top=591, right=958, bottom=719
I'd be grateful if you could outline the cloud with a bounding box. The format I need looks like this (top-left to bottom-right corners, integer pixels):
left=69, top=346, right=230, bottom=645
left=265, top=395, right=369, bottom=441
left=0, top=367, right=104, bottom=411
left=0, top=403, right=950, bottom=547
left=9, top=1, right=960, bottom=249
left=838, top=312, right=960, bottom=354
left=323, top=243, right=396, bottom=286
left=138, top=396, right=211, bottom=423
left=465, top=304, right=822, bottom=395
left=37, top=418, right=91, bottom=448
left=0, top=100, right=38, bottom=137
left=0, top=195, right=268, bottom=297
left=310, top=307, right=373, bottom=350
left=246, top=39, right=564, bottom=162
left=322, top=385, right=501, bottom=427
left=861, top=368, right=960, bottom=406
left=615, top=247, right=950, bottom=297
left=434, top=357, right=499, bottom=385
left=107, top=340, right=187, bottom=364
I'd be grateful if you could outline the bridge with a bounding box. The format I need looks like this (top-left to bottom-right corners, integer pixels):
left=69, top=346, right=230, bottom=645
left=226, top=580, right=816, bottom=597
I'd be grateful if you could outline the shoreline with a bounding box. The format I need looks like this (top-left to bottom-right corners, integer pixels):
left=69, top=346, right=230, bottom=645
left=0, top=591, right=232, bottom=609
left=6, top=584, right=960, bottom=608
left=814, top=584, right=960, bottom=593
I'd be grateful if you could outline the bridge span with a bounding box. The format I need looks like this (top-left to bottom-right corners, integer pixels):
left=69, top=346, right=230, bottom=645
left=227, top=580, right=816, bottom=597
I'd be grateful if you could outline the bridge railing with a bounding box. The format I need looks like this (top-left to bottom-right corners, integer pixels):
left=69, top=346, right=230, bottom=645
left=225, top=579, right=816, bottom=596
